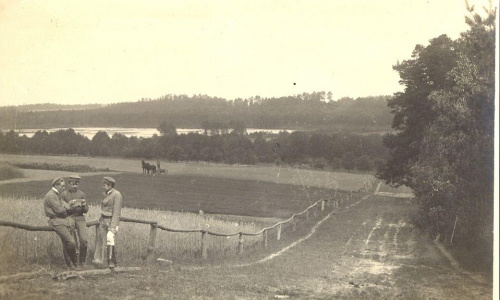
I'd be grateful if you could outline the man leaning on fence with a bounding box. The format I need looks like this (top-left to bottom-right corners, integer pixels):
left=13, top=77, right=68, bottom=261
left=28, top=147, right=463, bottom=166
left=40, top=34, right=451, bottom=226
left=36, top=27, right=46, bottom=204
left=43, top=177, right=81, bottom=270
left=61, top=174, right=89, bottom=268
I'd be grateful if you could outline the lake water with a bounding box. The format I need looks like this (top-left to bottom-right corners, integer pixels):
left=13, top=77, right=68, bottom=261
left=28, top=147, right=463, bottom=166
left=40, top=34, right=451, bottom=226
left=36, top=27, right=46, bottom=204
left=9, top=127, right=293, bottom=139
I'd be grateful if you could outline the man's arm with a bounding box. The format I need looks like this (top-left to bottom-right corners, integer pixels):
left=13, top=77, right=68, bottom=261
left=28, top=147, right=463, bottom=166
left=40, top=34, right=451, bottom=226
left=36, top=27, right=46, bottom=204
left=45, top=194, right=69, bottom=217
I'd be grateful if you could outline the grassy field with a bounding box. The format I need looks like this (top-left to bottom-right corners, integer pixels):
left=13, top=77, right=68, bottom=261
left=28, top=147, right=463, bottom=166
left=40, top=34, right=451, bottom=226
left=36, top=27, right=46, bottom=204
left=0, top=172, right=349, bottom=218
left=0, top=166, right=360, bottom=275
left=0, top=154, right=371, bottom=275
left=0, top=195, right=287, bottom=275
left=0, top=154, right=376, bottom=191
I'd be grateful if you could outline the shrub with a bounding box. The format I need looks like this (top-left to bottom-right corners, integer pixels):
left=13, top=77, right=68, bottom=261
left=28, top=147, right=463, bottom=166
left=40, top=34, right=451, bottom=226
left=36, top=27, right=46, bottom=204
left=312, top=158, right=328, bottom=170
left=12, top=162, right=110, bottom=173
left=0, top=163, right=24, bottom=181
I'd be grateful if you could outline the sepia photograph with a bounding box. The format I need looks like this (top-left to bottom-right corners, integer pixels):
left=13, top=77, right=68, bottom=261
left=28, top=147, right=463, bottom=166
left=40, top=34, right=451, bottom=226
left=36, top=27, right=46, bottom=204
left=0, top=0, right=497, bottom=299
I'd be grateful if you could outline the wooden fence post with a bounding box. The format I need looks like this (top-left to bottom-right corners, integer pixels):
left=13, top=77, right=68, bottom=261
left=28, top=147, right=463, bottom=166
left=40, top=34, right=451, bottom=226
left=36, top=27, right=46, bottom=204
left=201, top=231, right=207, bottom=259
left=263, top=229, right=268, bottom=248
left=94, top=224, right=105, bottom=262
left=321, top=200, right=325, bottom=211
left=277, top=224, right=282, bottom=241
left=146, top=223, right=158, bottom=261
left=450, top=216, right=458, bottom=244
left=238, top=233, right=244, bottom=254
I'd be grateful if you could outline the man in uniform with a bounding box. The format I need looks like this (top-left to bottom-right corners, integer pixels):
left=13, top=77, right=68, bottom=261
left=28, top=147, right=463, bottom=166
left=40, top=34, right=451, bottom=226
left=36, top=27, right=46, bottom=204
left=61, top=174, right=89, bottom=268
left=43, top=177, right=80, bottom=270
left=93, top=176, right=123, bottom=269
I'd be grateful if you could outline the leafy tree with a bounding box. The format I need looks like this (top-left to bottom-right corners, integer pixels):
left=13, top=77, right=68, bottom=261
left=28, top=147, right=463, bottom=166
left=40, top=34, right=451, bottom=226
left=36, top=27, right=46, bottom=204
left=410, top=6, right=495, bottom=246
left=228, top=120, right=247, bottom=135
left=167, top=145, right=185, bottom=161
left=1, top=130, right=20, bottom=153
left=90, top=131, right=111, bottom=156
left=380, top=3, right=495, bottom=268
left=329, top=157, right=342, bottom=170
left=342, top=152, right=356, bottom=172
left=157, top=121, right=178, bottom=136
left=356, top=155, right=373, bottom=172
left=380, top=35, right=458, bottom=187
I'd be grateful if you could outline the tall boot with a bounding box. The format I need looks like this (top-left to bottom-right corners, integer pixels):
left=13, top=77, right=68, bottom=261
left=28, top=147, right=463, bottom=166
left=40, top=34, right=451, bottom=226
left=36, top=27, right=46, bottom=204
left=67, top=243, right=79, bottom=270
left=79, top=243, right=88, bottom=267
left=112, top=246, right=117, bottom=267
left=107, top=245, right=115, bottom=269
left=62, top=242, right=74, bottom=268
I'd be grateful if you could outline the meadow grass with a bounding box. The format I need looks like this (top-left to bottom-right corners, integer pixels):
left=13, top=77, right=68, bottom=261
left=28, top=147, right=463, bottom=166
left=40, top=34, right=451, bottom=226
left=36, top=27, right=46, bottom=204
left=0, top=196, right=267, bottom=274
left=0, top=173, right=339, bottom=218
left=12, top=162, right=110, bottom=173
left=0, top=153, right=375, bottom=191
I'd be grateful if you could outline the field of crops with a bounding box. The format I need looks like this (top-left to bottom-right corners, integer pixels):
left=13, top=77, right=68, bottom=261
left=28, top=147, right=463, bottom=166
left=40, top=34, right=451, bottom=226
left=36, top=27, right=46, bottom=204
left=0, top=173, right=348, bottom=218
left=0, top=155, right=369, bottom=274
left=0, top=195, right=276, bottom=275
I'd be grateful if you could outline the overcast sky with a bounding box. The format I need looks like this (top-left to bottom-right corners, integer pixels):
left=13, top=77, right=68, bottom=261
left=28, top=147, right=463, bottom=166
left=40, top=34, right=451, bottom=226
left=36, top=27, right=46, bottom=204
left=0, top=0, right=494, bottom=106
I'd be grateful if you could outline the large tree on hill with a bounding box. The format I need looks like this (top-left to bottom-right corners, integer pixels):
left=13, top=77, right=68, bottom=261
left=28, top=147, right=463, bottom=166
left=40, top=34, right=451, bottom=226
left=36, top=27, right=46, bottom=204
left=379, top=35, right=458, bottom=187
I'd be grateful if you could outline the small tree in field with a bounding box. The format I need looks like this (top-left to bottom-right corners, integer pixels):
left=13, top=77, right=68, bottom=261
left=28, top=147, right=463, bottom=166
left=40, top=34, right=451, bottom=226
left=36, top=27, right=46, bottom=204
left=356, top=155, right=373, bottom=172
left=342, top=152, right=356, bottom=173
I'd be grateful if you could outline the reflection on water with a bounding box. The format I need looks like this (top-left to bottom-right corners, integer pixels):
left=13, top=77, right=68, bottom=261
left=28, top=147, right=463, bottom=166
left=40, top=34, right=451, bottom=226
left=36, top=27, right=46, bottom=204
left=9, top=127, right=293, bottom=139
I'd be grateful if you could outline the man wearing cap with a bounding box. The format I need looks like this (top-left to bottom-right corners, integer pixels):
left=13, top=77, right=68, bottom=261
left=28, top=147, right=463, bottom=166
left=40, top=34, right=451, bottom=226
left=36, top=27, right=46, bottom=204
left=43, top=177, right=80, bottom=270
left=93, top=176, right=123, bottom=269
left=61, top=174, right=89, bottom=268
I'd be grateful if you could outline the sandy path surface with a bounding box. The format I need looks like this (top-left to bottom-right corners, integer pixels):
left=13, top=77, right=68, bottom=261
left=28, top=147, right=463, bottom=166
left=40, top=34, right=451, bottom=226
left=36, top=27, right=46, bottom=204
left=0, top=194, right=491, bottom=299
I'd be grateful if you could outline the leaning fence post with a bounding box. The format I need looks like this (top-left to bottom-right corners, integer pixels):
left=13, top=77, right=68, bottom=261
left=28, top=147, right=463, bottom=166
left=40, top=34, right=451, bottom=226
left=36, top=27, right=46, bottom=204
left=238, top=233, right=244, bottom=254
left=146, top=223, right=158, bottom=261
left=201, top=231, right=207, bottom=259
left=263, top=229, right=268, bottom=248
left=277, top=224, right=282, bottom=240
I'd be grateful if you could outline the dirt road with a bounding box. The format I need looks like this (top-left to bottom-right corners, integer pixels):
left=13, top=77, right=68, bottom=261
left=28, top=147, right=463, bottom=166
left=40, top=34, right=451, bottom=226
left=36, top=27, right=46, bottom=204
left=0, top=194, right=491, bottom=299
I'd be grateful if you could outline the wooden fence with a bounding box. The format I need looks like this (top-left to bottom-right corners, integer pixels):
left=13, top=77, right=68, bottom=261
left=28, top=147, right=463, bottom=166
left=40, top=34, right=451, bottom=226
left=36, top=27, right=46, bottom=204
left=0, top=194, right=357, bottom=261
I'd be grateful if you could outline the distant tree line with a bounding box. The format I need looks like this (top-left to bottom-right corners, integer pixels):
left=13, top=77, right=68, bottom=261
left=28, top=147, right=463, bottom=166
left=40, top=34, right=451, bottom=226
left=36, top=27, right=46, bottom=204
left=0, top=94, right=392, bottom=132
left=0, top=126, right=388, bottom=173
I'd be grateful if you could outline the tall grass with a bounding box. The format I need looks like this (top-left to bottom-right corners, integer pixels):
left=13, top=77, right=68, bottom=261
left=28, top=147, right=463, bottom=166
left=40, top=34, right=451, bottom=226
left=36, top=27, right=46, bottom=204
left=0, top=196, right=265, bottom=274
left=0, top=163, right=24, bottom=181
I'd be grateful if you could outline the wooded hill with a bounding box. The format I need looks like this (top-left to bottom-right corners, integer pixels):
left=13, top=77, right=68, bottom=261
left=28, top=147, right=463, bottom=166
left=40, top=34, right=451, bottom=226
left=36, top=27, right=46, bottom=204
left=0, top=93, right=393, bottom=132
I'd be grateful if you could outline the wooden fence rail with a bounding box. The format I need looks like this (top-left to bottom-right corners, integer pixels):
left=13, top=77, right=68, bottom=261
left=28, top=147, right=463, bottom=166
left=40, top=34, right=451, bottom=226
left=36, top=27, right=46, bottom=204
left=0, top=194, right=360, bottom=261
